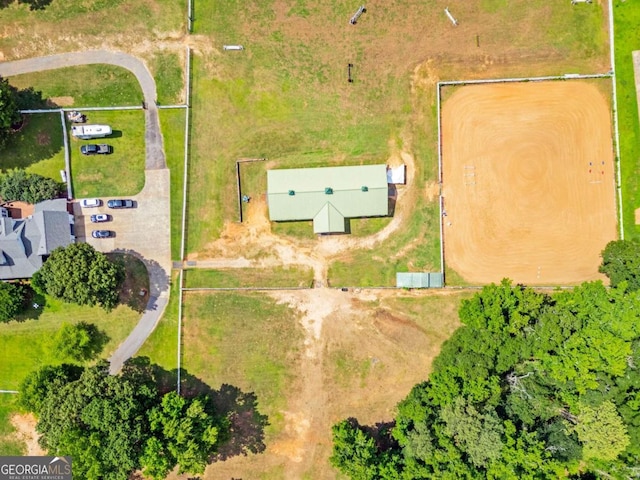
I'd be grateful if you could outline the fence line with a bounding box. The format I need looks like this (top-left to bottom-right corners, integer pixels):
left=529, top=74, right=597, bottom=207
left=436, top=82, right=445, bottom=282
left=0, top=390, right=18, bottom=394
left=187, top=0, right=193, bottom=33
left=59, top=110, right=73, bottom=199
left=158, top=105, right=188, bottom=110
left=177, top=270, right=183, bottom=395
left=183, top=286, right=313, bottom=292
left=177, top=46, right=193, bottom=395
left=607, top=0, right=623, bottom=239
left=438, top=71, right=612, bottom=87
left=185, top=46, right=192, bottom=108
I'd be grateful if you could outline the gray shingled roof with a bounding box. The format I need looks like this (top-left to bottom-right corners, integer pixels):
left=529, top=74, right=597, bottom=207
left=267, top=164, right=389, bottom=234
left=0, top=199, right=73, bottom=280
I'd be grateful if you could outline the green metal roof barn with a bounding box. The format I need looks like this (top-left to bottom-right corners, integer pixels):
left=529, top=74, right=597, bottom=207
left=267, top=164, right=389, bottom=234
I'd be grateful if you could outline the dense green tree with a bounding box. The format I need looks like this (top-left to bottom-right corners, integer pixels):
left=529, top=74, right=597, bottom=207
left=332, top=280, right=640, bottom=479
left=0, top=281, right=25, bottom=322
left=142, top=391, right=224, bottom=479
left=32, top=243, right=124, bottom=310
left=0, top=76, right=20, bottom=148
left=440, top=397, right=504, bottom=468
left=51, top=322, right=109, bottom=362
left=18, top=364, right=82, bottom=414
left=571, top=401, right=630, bottom=462
left=599, top=239, right=640, bottom=290
left=36, top=361, right=158, bottom=480
left=0, top=169, right=61, bottom=204
left=25, top=361, right=229, bottom=480
left=330, top=419, right=383, bottom=480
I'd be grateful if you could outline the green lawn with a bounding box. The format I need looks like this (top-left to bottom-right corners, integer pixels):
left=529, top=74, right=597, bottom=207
left=159, top=109, right=186, bottom=261
left=613, top=0, right=640, bottom=239
left=181, top=291, right=303, bottom=438
left=0, top=299, right=140, bottom=391
left=70, top=109, right=145, bottom=198
left=1, top=113, right=64, bottom=181
left=7, top=65, right=142, bottom=107
left=0, top=395, right=23, bottom=456
left=135, top=271, right=180, bottom=372
left=183, top=267, right=314, bottom=288
left=151, top=52, right=185, bottom=105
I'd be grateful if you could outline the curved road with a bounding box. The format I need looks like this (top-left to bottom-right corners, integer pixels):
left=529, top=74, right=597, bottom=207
left=0, top=50, right=171, bottom=373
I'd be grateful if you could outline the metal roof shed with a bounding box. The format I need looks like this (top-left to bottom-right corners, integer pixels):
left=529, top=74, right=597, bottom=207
left=396, top=272, right=444, bottom=288
left=267, top=164, right=388, bottom=234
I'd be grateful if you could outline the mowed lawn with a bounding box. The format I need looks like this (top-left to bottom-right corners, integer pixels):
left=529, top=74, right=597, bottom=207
left=0, top=395, right=22, bottom=456
left=1, top=113, right=65, bottom=181
left=7, top=65, right=142, bottom=107
left=70, top=109, right=145, bottom=198
left=183, top=267, right=314, bottom=288
left=613, top=0, right=640, bottom=239
left=0, top=299, right=140, bottom=392
left=159, top=109, right=186, bottom=261
left=185, top=1, right=610, bottom=285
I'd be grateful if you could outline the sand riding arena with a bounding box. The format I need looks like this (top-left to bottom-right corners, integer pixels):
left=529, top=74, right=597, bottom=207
left=440, top=80, right=617, bottom=285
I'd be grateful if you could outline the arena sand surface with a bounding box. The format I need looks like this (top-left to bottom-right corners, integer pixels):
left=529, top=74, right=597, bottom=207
left=442, top=81, right=617, bottom=285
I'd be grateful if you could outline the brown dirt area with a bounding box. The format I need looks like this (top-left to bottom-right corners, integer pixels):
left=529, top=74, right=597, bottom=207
left=194, top=288, right=465, bottom=480
left=442, top=81, right=617, bottom=284
left=10, top=413, right=45, bottom=456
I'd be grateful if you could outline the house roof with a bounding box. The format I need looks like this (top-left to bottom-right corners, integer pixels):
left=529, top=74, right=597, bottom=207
left=267, top=164, right=388, bottom=233
left=0, top=199, right=73, bottom=280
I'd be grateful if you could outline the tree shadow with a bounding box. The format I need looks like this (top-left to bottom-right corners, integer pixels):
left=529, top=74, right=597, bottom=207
left=80, top=322, right=110, bottom=361
left=360, top=420, right=399, bottom=452
left=112, top=249, right=170, bottom=312
left=13, top=285, right=46, bottom=322
left=123, top=358, right=269, bottom=462
left=178, top=369, right=269, bottom=460
left=0, top=0, right=54, bottom=10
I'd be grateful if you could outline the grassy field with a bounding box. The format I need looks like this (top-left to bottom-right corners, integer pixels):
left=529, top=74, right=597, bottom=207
left=0, top=300, right=140, bottom=391
left=1, top=113, right=64, bottom=180
left=181, top=291, right=303, bottom=439
left=151, top=52, right=185, bottom=105
left=70, top=109, right=145, bottom=198
left=0, top=396, right=23, bottom=456
left=159, top=109, right=186, bottom=260
left=613, top=1, right=640, bottom=239
left=0, top=1, right=185, bottom=59
left=185, top=1, right=609, bottom=286
left=7, top=65, right=142, bottom=107
left=183, top=267, right=314, bottom=288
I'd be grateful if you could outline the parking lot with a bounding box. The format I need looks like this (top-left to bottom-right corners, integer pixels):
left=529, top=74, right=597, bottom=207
left=73, top=169, right=170, bottom=269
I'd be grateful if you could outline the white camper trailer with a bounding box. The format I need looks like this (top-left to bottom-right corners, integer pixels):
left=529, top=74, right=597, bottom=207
left=71, top=125, right=112, bottom=140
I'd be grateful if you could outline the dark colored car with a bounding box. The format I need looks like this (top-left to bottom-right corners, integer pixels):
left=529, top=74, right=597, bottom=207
left=90, top=214, right=110, bottom=223
left=91, top=230, right=113, bottom=238
left=80, top=144, right=112, bottom=155
left=107, top=199, right=134, bottom=209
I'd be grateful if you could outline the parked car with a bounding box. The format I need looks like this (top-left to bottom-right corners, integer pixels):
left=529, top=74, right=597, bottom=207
left=91, top=230, right=113, bottom=238
left=107, top=199, right=134, bottom=209
left=80, top=144, right=112, bottom=155
left=90, top=214, right=110, bottom=223
left=81, top=198, right=101, bottom=208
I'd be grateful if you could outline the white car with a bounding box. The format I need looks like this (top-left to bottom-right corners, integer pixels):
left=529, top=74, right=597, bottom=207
left=81, top=198, right=101, bottom=208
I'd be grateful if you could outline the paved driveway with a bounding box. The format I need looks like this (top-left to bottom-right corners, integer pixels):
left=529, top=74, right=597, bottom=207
left=0, top=51, right=172, bottom=373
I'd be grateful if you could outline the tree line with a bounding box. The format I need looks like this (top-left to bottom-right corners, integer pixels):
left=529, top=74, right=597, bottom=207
left=19, top=360, right=227, bottom=480
left=331, top=240, right=640, bottom=479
